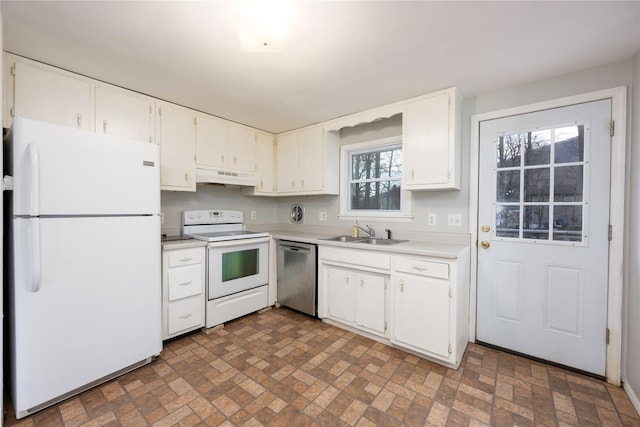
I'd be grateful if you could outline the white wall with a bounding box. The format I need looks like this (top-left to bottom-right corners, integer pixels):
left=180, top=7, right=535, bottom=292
left=624, top=50, right=640, bottom=411
left=160, top=186, right=278, bottom=235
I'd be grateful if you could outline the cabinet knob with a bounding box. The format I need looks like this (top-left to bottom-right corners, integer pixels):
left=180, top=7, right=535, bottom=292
left=185, top=172, right=189, bottom=182
left=76, top=113, right=82, bottom=128
left=399, top=280, right=404, bottom=293
left=301, top=179, right=304, bottom=188
left=260, top=179, right=263, bottom=189
left=360, top=279, right=364, bottom=287
left=103, top=119, right=108, bottom=133
left=291, top=180, right=295, bottom=189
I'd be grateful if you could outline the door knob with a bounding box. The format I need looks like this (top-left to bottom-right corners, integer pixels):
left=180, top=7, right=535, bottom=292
left=480, top=240, right=490, bottom=249
left=481, top=225, right=490, bottom=232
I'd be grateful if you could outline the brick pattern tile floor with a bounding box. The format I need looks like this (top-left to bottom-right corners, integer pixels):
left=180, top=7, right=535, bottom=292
left=4, top=307, right=640, bottom=426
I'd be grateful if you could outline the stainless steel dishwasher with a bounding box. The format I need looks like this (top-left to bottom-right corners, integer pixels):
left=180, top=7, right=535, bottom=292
left=277, top=240, right=317, bottom=316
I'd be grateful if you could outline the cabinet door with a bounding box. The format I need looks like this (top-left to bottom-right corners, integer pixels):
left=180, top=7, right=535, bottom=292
left=95, top=86, right=154, bottom=143
left=276, top=133, right=298, bottom=193
left=229, top=126, right=256, bottom=172
left=297, top=126, right=324, bottom=192
left=158, top=103, right=196, bottom=191
left=392, top=273, right=450, bottom=358
left=404, top=93, right=451, bottom=188
left=326, top=266, right=356, bottom=323
left=195, top=114, right=227, bottom=169
left=255, top=133, right=274, bottom=194
left=13, top=61, right=91, bottom=130
left=356, top=272, right=386, bottom=333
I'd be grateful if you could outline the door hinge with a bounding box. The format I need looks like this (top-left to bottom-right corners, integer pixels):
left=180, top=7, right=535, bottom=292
left=610, top=120, right=615, bottom=137
left=448, top=344, right=452, bottom=354
left=606, top=328, right=610, bottom=344
left=608, top=224, right=613, bottom=241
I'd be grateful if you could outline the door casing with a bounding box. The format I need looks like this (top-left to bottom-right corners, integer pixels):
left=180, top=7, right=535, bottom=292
left=469, top=86, right=627, bottom=385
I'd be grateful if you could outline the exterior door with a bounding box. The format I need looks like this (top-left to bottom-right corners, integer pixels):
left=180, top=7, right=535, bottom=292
left=476, top=99, right=611, bottom=376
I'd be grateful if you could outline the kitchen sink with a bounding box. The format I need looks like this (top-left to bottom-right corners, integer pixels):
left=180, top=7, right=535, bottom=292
left=355, top=238, right=408, bottom=245
left=321, top=235, right=364, bottom=242
left=322, top=235, right=408, bottom=245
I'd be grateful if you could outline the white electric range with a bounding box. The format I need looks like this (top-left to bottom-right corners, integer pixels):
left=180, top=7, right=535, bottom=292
left=182, top=209, right=270, bottom=327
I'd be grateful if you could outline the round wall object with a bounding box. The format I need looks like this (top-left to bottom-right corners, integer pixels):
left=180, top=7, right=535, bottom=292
left=290, top=204, right=305, bottom=223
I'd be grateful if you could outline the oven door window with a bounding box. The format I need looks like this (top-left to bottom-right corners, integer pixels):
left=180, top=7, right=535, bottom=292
left=222, top=249, right=259, bottom=282
left=208, top=240, right=269, bottom=300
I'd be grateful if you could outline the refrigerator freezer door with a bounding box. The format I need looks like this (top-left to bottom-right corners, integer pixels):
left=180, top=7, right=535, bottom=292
left=9, top=117, right=160, bottom=216
left=10, top=215, right=162, bottom=417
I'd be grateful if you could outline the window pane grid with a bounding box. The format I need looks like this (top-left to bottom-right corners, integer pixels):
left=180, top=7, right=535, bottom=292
left=494, top=124, right=586, bottom=244
left=348, top=143, right=403, bottom=212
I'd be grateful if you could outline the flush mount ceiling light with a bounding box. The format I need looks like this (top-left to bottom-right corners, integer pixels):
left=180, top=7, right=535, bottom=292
left=231, top=0, right=295, bottom=53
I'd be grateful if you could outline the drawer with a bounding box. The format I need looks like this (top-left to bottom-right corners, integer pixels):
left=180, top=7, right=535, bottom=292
left=167, top=264, right=202, bottom=301
left=167, top=297, right=203, bottom=335
left=320, top=247, right=391, bottom=270
left=167, top=248, right=203, bottom=268
left=394, top=257, right=449, bottom=279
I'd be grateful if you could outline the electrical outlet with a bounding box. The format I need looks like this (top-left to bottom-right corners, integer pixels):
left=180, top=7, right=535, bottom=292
left=448, top=213, right=462, bottom=227
left=428, top=213, right=437, bottom=226
left=160, top=212, right=165, bottom=224
left=250, top=211, right=257, bottom=220
left=319, top=211, right=328, bottom=221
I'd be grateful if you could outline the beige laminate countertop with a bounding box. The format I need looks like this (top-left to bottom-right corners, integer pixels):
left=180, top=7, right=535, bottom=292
left=161, top=238, right=208, bottom=251
left=268, top=230, right=468, bottom=259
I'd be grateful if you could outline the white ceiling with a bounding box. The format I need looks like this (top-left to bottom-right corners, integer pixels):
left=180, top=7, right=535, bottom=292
left=2, top=1, right=639, bottom=134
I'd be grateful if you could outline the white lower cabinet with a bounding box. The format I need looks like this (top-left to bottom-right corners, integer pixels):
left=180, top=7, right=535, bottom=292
left=162, top=244, right=206, bottom=339
left=390, top=253, right=469, bottom=367
left=319, top=247, right=389, bottom=338
left=318, top=245, right=469, bottom=368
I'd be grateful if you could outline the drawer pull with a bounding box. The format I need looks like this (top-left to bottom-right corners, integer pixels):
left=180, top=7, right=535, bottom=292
left=178, top=281, right=193, bottom=287
left=179, top=257, right=194, bottom=262
left=179, top=313, right=193, bottom=320
left=412, top=265, right=428, bottom=272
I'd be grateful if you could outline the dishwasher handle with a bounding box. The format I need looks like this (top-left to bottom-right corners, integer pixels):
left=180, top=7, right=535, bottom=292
left=279, top=242, right=312, bottom=255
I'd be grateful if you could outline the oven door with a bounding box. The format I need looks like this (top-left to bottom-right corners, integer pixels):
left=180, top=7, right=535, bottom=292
left=208, top=237, right=269, bottom=299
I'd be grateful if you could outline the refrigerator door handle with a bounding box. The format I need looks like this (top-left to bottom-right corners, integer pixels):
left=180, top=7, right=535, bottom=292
left=28, top=142, right=40, bottom=216
left=30, top=219, right=42, bottom=293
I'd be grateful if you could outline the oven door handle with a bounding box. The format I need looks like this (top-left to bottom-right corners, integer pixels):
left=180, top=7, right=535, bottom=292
left=208, top=236, right=270, bottom=248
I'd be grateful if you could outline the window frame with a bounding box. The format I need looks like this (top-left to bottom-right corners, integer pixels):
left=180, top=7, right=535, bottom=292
left=339, top=136, right=412, bottom=220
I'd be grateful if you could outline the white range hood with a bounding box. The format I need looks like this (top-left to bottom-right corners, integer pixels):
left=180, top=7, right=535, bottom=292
left=195, top=168, right=256, bottom=187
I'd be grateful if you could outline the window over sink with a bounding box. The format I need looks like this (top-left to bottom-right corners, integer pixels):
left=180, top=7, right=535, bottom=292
left=340, top=136, right=412, bottom=219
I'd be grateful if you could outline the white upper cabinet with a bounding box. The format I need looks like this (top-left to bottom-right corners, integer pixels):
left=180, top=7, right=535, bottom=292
left=275, top=125, right=339, bottom=195
left=195, top=114, right=256, bottom=173
left=254, top=132, right=275, bottom=194
left=275, top=132, right=299, bottom=193
left=8, top=60, right=92, bottom=130
left=94, top=85, right=155, bottom=143
left=403, top=87, right=461, bottom=190
left=157, top=102, right=196, bottom=192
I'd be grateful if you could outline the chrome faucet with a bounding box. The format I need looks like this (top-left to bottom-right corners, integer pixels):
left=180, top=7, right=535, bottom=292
left=358, top=224, right=376, bottom=238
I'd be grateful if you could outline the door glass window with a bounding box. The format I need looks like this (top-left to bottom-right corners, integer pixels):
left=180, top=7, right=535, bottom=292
left=494, top=124, right=586, bottom=244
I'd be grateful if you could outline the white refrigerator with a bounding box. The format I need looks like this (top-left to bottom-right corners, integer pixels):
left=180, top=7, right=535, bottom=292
left=5, top=117, right=162, bottom=419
